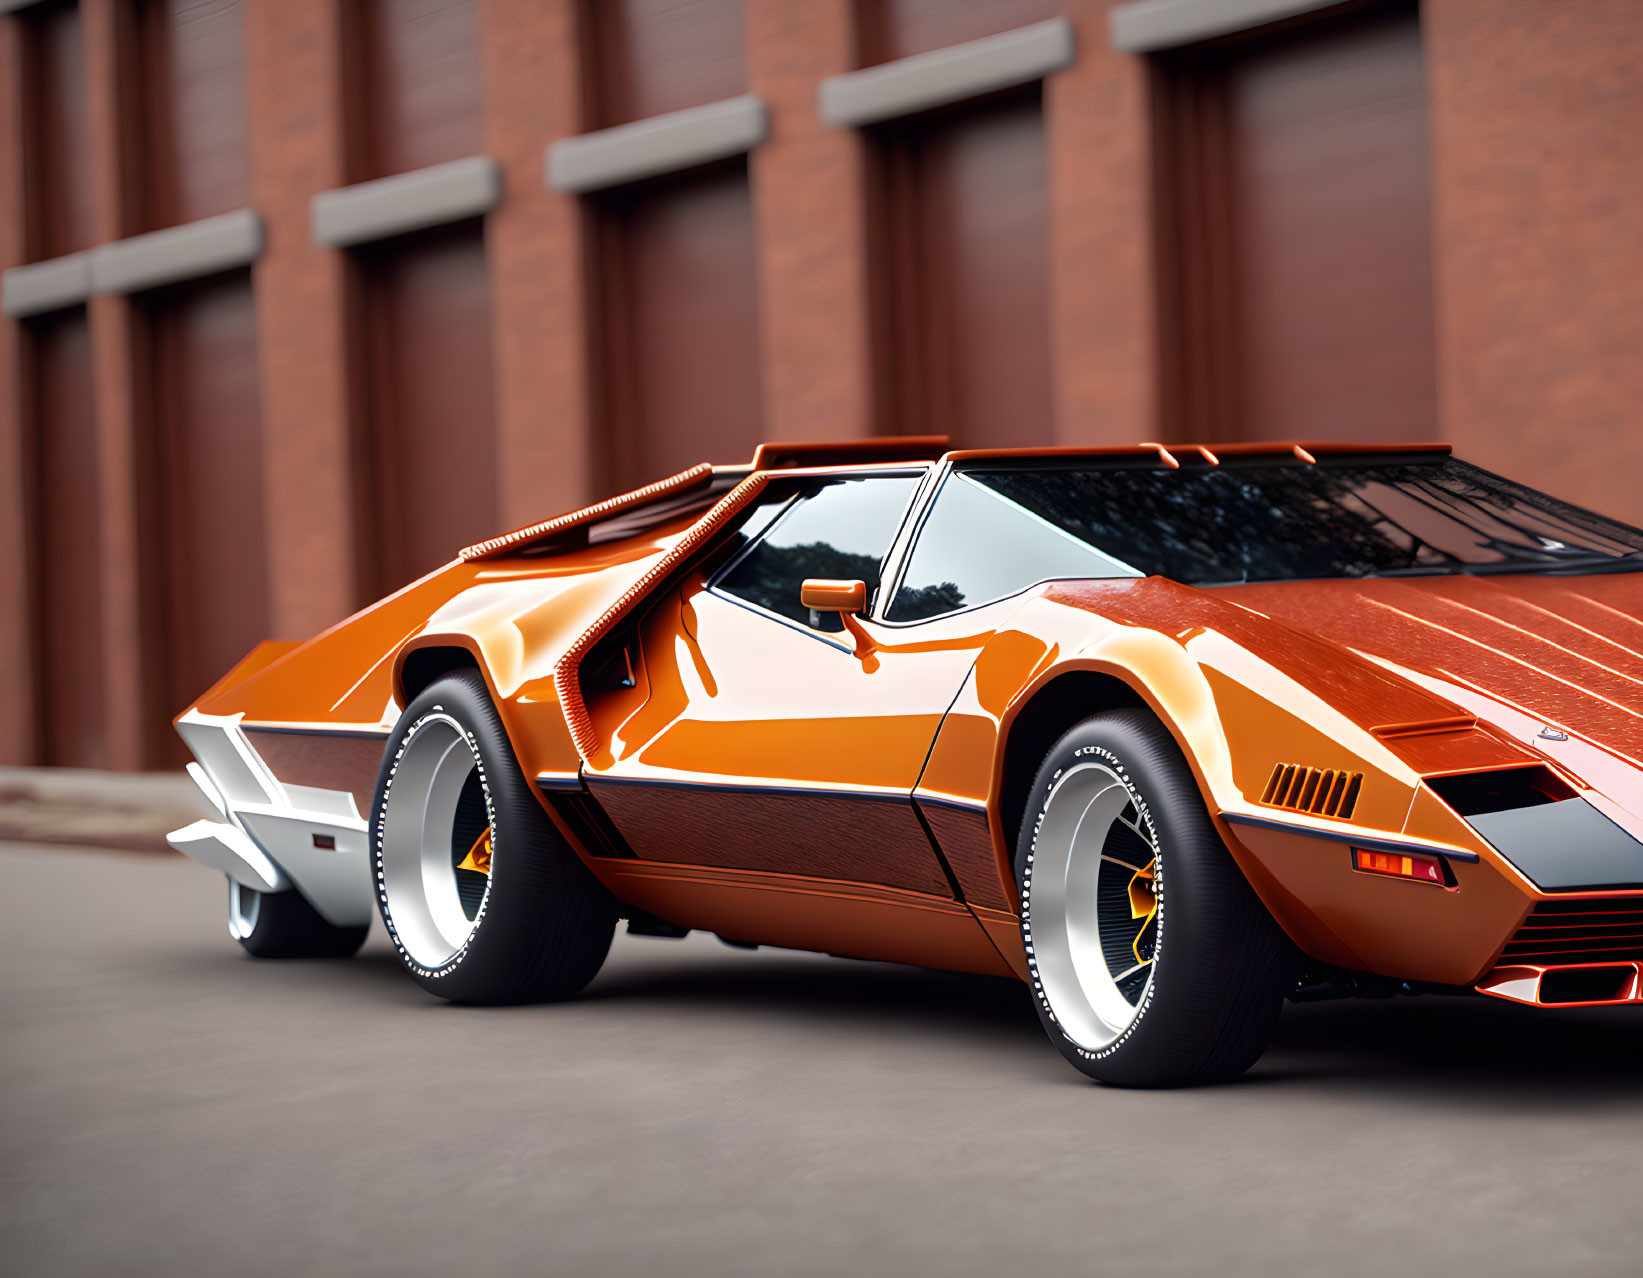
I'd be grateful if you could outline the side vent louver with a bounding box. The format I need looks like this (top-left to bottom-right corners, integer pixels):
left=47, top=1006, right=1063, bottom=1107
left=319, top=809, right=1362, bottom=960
left=1261, top=764, right=1362, bottom=819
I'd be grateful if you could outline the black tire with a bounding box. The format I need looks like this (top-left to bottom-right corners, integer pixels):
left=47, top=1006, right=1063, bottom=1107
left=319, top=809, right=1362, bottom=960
left=370, top=670, right=617, bottom=1003
left=1016, top=709, right=1291, bottom=1087
left=229, top=880, right=368, bottom=959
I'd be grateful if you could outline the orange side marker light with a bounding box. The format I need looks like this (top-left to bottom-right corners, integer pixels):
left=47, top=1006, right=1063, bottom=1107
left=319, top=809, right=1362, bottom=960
left=1353, top=847, right=1446, bottom=886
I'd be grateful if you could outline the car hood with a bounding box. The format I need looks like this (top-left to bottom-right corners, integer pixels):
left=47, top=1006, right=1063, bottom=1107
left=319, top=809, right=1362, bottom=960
left=1208, top=572, right=1643, bottom=799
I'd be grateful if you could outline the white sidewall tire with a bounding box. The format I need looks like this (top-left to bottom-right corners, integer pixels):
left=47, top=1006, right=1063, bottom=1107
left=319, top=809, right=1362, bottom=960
left=1016, top=709, right=1291, bottom=1087
left=227, top=878, right=367, bottom=960
left=370, top=670, right=617, bottom=1004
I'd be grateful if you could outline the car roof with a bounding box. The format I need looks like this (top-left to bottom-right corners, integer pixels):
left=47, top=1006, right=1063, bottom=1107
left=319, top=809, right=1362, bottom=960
left=746, top=436, right=1451, bottom=473
left=463, top=437, right=1456, bottom=561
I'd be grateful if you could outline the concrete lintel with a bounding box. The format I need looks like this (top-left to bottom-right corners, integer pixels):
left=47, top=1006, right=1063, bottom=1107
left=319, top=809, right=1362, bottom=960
left=2, top=251, right=93, bottom=318
left=311, top=154, right=502, bottom=249
left=546, top=95, right=768, bottom=195
left=89, top=208, right=263, bottom=296
left=818, top=18, right=1075, bottom=129
left=1110, top=0, right=1344, bottom=53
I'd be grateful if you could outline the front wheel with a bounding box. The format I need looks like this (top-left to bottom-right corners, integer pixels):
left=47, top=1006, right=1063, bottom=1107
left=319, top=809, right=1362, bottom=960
left=371, top=670, right=617, bottom=1003
left=1017, top=709, right=1291, bottom=1087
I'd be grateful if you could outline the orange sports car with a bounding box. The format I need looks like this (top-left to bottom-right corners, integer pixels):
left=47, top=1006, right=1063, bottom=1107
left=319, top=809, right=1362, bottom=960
left=168, top=437, right=1643, bottom=1086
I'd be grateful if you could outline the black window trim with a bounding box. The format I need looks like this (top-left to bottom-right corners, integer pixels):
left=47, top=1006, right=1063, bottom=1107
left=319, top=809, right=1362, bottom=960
left=875, top=460, right=952, bottom=626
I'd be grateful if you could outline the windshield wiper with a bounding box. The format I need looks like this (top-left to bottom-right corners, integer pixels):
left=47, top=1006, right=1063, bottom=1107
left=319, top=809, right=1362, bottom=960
left=1368, top=564, right=1463, bottom=578
left=1363, top=551, right=1643, bottom=579
left=1537, top=551, right=1643, bottom=576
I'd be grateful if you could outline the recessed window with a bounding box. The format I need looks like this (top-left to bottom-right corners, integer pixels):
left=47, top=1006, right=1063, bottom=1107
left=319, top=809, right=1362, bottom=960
left=717, top=476, right=922, bottom=630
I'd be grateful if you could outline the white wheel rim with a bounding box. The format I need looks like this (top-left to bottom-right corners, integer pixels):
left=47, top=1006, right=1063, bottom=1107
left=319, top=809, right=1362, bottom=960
left=1025, top=761, right=1161, bottom=1051
left=378, top=713, right=492, bottom=970
left=228, top=878, right=260, bottom=940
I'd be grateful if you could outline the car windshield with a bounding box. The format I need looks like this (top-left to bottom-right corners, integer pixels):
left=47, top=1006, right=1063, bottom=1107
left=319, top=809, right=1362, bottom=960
left=963, top=458, right=1643, bottom=586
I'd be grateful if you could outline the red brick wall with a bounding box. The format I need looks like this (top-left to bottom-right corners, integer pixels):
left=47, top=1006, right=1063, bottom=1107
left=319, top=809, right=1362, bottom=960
left=134, top=0, right=250, bottom=228
left=746, top=0, right=874, bottom=443
left=480, top=0, right=591, bottom=530
left=0, top=16, right=34, bottom=764
left=29, top=307, right=104, bottom=767
left=245, top=0, right=358, bottom=641
left=21, top=0, right=97, bottom=257
left=351, top=0, right=483, bottom=179
left=1046, top=0, right=1157, bottom=447
left=1426, top=0, right=1643, bottom=524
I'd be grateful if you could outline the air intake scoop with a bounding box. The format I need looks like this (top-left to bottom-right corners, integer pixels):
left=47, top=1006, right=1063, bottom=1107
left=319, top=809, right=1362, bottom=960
left=1427, top=768, right=1643, bottom=892
left=1260, top=763, right=1362, bottom=819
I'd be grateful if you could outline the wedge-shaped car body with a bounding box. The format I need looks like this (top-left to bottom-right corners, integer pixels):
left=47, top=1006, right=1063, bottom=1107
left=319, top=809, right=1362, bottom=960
left=170, top=438, right=1643, bottom=1085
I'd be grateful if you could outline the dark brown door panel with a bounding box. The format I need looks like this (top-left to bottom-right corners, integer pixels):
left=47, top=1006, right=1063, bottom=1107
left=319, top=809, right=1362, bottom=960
left=586, top=777, right=956, bottom=899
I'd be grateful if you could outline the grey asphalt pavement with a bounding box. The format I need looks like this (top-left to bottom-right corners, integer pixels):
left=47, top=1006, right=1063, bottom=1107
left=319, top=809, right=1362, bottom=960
left=5, top=843, right=1643, bottom=1277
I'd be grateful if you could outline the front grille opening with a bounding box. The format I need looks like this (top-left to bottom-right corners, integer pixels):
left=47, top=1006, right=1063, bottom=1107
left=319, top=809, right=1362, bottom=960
left=1427, top=765, right=1575, bottom=816
left=1261, top=763, right=1362, bottom=819
left=1500, top=899, right=1643, bottom=966
left=1538, top=966, right=1634, bottom=1005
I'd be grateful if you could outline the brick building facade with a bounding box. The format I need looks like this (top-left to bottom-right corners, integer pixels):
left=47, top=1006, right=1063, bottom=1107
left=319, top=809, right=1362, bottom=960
left=2, top=0, right=1639, bottom=769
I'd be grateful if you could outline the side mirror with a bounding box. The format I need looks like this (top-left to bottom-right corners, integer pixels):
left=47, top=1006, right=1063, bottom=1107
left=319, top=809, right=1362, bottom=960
left=800, top=579, right=873, bottom=656
left=800, top=578, right=872, bottom=654
left=800, top=578, right=866, bottom=617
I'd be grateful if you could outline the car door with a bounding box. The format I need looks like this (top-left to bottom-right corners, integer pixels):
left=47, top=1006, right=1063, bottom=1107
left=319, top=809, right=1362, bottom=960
left=578, top=470, right=1023, bottom=969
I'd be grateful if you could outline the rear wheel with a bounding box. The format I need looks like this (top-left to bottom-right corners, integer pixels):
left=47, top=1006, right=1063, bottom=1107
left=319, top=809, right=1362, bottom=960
left=227, top=879, right=368, bottom=959
left=371, top=670, right=617, bottom=1003
left=1017, top=709, right=1291, bottom=1087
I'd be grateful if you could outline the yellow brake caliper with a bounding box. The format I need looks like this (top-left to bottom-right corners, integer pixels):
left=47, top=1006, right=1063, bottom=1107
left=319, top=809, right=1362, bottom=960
left=1127, top=861, right=1157, bottom=967
left=457, top=828, right=492, bottom=874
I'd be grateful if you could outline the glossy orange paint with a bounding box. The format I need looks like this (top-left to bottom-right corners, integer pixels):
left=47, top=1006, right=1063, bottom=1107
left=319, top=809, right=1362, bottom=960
left=1215, top=574, right=1643, bottom=789
left=798, top=578, right=867, bottom=613
left=176, top=440, right=1643, bottom=990
left=555, top=472, right=772, bottom=759
left=912, top=575, right=1620, bottom=986
left=750, top=436, right=951, bottom=469
left=592, top=570, right=994, bottom=789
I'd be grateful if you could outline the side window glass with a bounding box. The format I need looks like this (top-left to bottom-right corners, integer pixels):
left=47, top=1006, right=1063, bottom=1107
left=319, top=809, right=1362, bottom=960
left=713, top=493, right=791, bottom=564
left=888, top=473, right=1140, bottom=622
left=717, top=476, right=921, bottom=630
